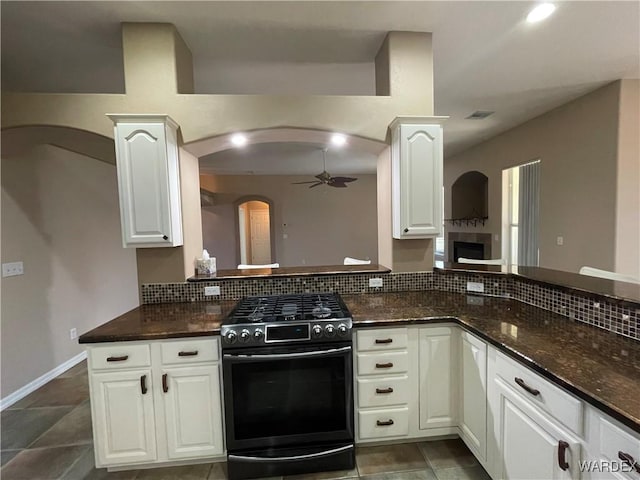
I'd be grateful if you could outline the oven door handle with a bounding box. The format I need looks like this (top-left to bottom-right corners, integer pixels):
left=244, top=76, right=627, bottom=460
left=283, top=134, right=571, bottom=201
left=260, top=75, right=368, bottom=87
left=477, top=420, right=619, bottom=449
left=228, top=444, right=353, bottom=463
left=224, top=345, right=352, bottom=361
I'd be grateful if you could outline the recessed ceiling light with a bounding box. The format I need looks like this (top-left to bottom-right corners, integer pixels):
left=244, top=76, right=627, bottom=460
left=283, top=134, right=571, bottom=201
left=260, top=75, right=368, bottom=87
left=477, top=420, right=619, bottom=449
left=331, top=133, right=347, bottom=147
left=231, top=133, right=248, bottom=147
left=527, top=3, right=556, bottom=23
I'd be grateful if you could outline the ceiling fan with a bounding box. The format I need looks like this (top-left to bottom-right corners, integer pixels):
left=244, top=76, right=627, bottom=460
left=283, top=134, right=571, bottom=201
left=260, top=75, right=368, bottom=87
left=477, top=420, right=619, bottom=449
left=292, top=148, right=358, bottom=188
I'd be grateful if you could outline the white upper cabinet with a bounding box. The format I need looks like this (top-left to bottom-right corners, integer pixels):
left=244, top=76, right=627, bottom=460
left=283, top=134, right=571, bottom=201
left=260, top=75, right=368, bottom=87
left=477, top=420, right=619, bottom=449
left=390, top=118, right=445, bottom=239
left=108, top=115, right=183, bottom=248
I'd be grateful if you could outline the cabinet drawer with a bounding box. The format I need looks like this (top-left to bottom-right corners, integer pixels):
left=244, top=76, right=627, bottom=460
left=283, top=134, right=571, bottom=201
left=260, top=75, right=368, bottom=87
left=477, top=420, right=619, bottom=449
left=599, top=417, right=640, bottom=477
left=496, top=352, right=583, bottom=435
left=357, top=375, right=409, bottom=408
left=357, top=351, right=409, bottom=376
left=357, top=328, right=408, bottom=352
left=358, top=407, right=409, bottom=440
left=89, top=344, right=151, bottom=370
left=160, top=338, right=219, bottom=365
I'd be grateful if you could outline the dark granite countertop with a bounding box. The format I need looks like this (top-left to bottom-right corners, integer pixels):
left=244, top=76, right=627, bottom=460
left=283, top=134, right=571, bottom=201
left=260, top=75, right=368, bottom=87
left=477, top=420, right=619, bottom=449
left=342, top=291, right=640, bottom=433
left=187, top=263, right=391, bottom=282
left=78, top=301, right=236, bottom=343
left=79, top=291, right=640, bottom=433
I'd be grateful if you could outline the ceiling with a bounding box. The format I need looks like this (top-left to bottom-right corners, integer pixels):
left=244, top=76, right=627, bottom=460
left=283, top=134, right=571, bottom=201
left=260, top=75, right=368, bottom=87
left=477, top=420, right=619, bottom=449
left=2, top=1, right=639, bottom=175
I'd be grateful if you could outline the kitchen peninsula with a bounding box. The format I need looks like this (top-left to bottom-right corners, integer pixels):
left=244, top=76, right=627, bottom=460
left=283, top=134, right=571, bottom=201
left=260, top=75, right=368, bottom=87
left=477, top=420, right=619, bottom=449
left=80, top=266, right=640, bottom=479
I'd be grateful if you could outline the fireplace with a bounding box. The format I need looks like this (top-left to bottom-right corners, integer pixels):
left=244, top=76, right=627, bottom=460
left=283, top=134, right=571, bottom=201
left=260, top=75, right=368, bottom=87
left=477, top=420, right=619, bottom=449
left=453, top=241, right=485, bottom=262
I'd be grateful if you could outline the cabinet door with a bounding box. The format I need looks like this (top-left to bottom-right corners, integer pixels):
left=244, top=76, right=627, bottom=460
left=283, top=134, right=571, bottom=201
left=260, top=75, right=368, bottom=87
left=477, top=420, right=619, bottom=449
left=496, top=378, right=580, bottom=480
left=162, top=365, right=224, bottom=459
left=393, top=123, right=443, bottom=238
left=460, top=331, right=487, bottom=461
left=90, top=369, right=157, bottom=467
left=418, top=327, right=457, bottom=429
left=113, top=120, right=182, bottom=247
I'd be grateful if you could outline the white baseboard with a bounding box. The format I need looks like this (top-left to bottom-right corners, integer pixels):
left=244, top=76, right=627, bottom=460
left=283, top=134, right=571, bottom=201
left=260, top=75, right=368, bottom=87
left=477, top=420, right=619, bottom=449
left=0, top=350, right=87, bottom=411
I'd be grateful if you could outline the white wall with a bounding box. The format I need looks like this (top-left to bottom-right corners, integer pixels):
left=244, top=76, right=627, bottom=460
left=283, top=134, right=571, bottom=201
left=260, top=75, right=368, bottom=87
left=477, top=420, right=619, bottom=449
left=200, top=174, right=378, bottom=269
left=444, top=81, right=622, bottom=274
left=1, top=145, right=139, bottom=397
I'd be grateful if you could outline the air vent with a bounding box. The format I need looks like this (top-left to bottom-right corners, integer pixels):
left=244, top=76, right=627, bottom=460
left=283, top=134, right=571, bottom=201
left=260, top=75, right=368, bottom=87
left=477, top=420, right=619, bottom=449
left=466, top=111, right=494, bottom=120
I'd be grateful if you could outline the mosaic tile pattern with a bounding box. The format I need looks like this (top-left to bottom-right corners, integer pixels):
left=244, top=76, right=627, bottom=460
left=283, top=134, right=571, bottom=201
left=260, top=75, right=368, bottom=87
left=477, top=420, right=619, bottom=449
left=141, top=270, right=640, bottom=341
left=512, top=278, right=640, bottom=340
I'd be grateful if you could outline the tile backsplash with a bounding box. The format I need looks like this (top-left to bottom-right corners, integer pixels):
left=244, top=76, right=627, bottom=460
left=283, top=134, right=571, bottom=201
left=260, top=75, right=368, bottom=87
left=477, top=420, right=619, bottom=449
left=141, top=270, right=640, bottom=341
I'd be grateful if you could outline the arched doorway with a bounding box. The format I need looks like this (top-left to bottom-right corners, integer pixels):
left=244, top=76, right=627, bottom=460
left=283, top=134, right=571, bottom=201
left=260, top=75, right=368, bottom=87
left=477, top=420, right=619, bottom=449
left=236, top=198, right=275, bottom=266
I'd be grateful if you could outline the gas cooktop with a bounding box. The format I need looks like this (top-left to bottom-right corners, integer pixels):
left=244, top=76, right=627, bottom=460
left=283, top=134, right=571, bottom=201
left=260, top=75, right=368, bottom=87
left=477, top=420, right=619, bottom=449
left=224, top=293, right=349, bottom=325
left=221, top=293, right=352, bottom=348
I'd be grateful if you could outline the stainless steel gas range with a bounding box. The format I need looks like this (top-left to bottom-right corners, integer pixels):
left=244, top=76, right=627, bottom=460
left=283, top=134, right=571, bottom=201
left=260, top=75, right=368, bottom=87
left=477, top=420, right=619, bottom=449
left=221, top=293, right=355, bottom=480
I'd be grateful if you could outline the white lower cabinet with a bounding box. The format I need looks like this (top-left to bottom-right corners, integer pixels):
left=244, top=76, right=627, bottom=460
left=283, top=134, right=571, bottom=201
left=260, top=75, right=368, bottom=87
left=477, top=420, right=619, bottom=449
left=460, top=331, right=488, bottom=462
left=90, top=369, right=157, bottom=466
left=87, top=338, right=224, bottom=469
left=163, top=365, right=224, bottom=460
left=355, top=327, right=414, bottom=442
left=418, top=326, right=458, bottom=430
left=494, top=376, right=581, bottom=480
left=582, top=405, right=640, bottom=480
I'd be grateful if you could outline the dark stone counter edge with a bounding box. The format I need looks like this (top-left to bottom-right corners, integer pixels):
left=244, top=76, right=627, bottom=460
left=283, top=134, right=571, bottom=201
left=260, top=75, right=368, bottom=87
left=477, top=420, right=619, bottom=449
left=187, top=264, right=392, bottom=282
left=80, top=316, right=640, bottom=435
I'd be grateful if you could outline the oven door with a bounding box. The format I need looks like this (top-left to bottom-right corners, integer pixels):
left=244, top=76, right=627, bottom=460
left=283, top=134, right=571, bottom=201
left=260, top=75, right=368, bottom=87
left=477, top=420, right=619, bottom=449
left=222, top=342, right=354, bottom=451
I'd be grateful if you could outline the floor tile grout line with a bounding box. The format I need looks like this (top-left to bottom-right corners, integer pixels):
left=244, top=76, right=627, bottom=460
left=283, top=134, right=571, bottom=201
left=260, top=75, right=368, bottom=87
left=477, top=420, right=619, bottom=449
left=55, top=444, right=92, bottom=480
left=22, top=403, right=84, bottom=450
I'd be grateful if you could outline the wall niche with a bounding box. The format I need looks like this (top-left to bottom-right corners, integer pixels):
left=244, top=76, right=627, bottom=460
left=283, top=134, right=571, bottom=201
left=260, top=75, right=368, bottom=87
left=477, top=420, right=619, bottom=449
left=451, top=170, right=488, bottom=222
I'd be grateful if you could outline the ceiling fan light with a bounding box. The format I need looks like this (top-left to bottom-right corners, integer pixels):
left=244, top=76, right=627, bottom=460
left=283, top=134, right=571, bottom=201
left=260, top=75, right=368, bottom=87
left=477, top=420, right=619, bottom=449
left=231, top=133, right=248, bottom=147
left=331, top=133, right=347, bottom=147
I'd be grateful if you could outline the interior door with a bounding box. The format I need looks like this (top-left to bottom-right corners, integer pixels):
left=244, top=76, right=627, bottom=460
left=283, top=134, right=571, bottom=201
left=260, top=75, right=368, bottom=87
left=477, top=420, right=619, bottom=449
left=250, top=209, right=271, bottom=264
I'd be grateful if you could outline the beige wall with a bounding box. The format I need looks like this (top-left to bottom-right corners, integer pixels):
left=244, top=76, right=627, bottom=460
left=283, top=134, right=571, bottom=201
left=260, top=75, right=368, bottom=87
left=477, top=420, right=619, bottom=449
left=200, top=174, right=378, bottom=268
left=444, top=81, right=622, bottom=274
left=615, top=80, right=640, bottom=278
left=1, top=145, right=139, bottom=397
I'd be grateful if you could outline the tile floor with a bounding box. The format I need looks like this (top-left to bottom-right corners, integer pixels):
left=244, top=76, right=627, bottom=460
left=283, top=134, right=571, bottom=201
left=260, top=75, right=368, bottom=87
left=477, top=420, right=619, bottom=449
left=1, top=360, right=490, bottom=480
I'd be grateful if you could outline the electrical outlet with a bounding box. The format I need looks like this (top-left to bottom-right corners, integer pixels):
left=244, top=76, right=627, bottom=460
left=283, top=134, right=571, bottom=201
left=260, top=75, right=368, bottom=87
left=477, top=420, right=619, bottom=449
left=557, top=236, right=564, bottom=246
left=204, top=286, right=221, bottom=296
left=369, top=278, right=383, bottom=288
left=466, top=281, right=485, bottom=293
left=2, top=261, right=24, bottom=277
left=69, top=328, right=77, bottom=340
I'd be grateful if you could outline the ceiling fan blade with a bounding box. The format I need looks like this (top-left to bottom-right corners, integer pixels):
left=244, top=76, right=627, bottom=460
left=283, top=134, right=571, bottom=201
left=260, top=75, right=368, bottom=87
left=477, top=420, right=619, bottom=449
left=329, top=181, right=349, bottom=188
left=309, top=182, right=324, bottom=188
left=331, top=176, right=358, bottom=183
left=292, top=180, right=321, bottom=184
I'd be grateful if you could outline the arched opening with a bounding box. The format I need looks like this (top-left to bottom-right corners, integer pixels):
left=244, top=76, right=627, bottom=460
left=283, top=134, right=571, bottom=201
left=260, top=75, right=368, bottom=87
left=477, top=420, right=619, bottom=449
left=451, top=170, right=489, bottom=220
left=233, top=196, right=275, bottom=267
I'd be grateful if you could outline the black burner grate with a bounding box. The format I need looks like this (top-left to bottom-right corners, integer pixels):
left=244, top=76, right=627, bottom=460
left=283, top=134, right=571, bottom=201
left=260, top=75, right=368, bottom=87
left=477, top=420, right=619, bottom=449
left=226, top=293, right=347, bottom=324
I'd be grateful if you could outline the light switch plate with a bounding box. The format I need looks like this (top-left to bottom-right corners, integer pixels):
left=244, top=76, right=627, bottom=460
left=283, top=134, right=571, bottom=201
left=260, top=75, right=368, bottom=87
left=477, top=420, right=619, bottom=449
left=369, top=278, right=383, bottom=288
left=204, top=286, right=221, bottom=296
left=2, top=261, right=24, bottom=277
left=466, top=281, right=485, bottom=293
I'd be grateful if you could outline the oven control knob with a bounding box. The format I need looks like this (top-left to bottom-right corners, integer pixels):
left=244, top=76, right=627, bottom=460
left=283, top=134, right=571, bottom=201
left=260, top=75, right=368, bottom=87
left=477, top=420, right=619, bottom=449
left=225, top=331, right=238, bottom=344
left=337, top=324, right=349, bottom=336
left=312, top=325, right=323, bottom=338
left=324, top=324, right=336, bottom=337
left=239, top=329, right=251, bottom=343
left=253, top=329, right=264, bottom=341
